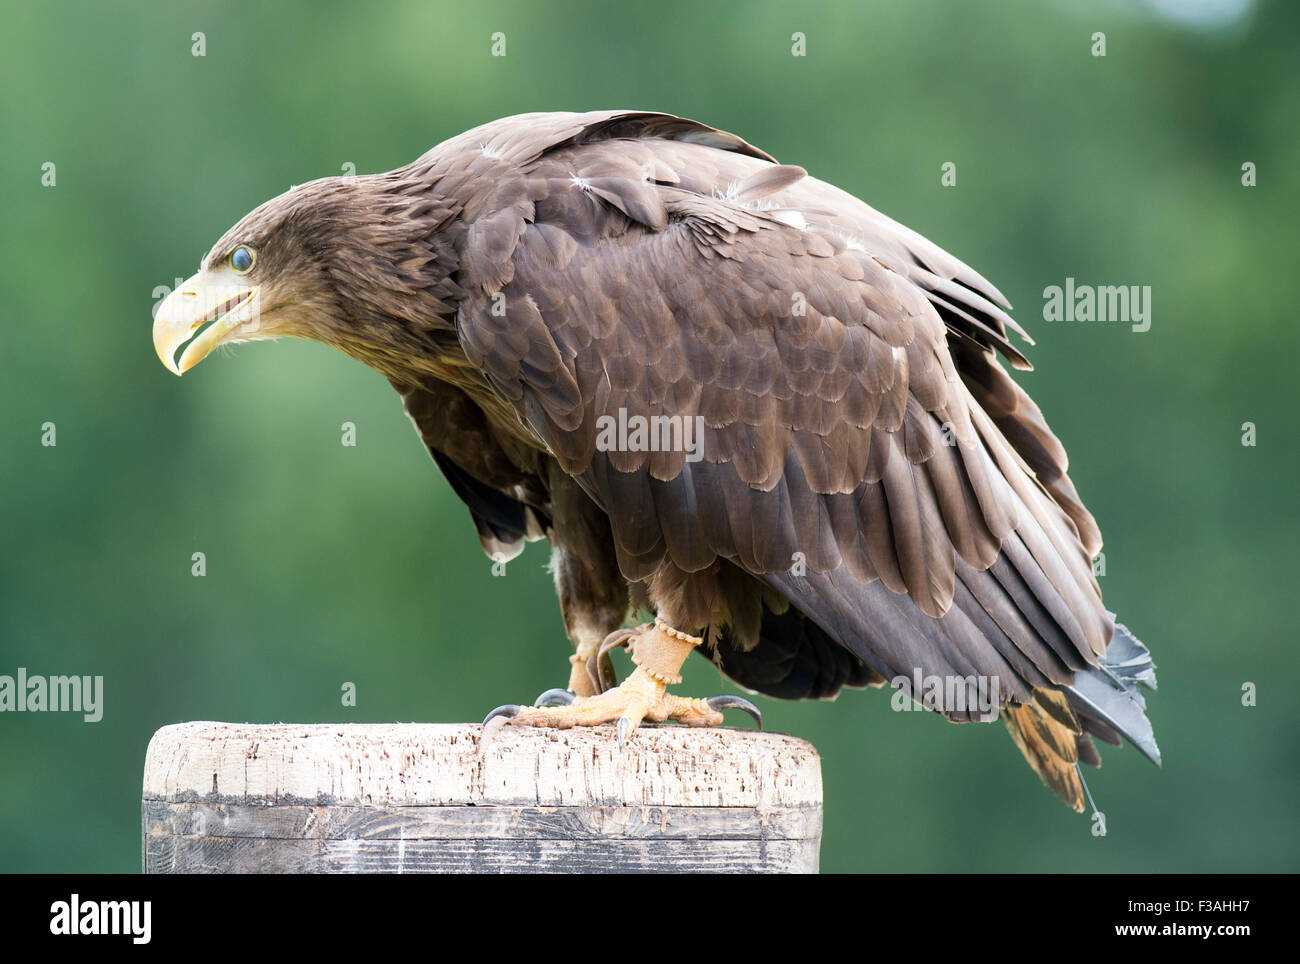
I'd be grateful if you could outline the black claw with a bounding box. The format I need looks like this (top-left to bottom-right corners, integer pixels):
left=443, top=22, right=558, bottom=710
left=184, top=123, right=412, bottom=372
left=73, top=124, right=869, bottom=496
left=707, top=694, right=763, bottom=730
left=587, top=626, right=637, bottom=694
left=585, top=654, right=618, bottom=693
left=482, top=704, right=522, bottom=725
left=533, top=688, right=576, bottom=708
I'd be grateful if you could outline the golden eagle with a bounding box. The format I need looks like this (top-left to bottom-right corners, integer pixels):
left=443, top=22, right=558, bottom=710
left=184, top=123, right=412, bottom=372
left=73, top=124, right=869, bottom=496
left=152, top=110, right=1158, bottom=810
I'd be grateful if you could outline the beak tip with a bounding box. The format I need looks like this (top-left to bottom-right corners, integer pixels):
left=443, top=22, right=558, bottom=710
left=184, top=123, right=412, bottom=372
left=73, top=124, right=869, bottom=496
left=153, top=340, right=182, bottom=376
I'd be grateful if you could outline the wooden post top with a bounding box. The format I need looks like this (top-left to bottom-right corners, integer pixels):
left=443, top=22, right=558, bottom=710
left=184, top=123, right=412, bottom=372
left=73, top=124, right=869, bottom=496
left=143, top=721, right=822, bottom=810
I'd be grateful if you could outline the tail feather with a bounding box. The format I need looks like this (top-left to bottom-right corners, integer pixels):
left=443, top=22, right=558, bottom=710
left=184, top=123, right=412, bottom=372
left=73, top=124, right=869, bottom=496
left=1003, top=696, right=1087, bottom=811
left=1064, top=618, right=1161, bottom=766
left=766, top=560, right=1160, bottom=809
left=1003, top=617, right=1160, bottom=810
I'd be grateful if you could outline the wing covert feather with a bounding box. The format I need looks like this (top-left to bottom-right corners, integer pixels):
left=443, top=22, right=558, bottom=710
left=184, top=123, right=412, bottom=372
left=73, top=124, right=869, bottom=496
left=449, top=110, right=1110, bottom=704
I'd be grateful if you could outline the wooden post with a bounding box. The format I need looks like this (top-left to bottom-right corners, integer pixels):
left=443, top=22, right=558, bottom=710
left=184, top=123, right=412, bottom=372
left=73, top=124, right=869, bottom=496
left=142, top=722, right=822, bottom=873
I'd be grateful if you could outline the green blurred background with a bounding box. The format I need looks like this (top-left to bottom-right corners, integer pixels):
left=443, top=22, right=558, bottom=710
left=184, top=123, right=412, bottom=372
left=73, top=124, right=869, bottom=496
left=1, top=0, right=1296, bottom=873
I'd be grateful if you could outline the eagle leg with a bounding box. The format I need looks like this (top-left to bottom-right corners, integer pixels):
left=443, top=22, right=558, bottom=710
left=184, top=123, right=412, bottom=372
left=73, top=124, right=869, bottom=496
left=546, top=466, right=630, bottom=698
left=485, top=618, right=758, bottom=737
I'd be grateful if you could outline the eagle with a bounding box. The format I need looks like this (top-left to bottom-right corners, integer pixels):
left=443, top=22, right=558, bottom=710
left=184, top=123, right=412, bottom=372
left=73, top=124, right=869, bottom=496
left=152, top=110, right=1159, bottom=810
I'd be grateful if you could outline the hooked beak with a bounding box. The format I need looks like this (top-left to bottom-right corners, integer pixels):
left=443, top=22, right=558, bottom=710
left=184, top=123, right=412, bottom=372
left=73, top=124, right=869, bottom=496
left=153, top=272, right=261, bottom=375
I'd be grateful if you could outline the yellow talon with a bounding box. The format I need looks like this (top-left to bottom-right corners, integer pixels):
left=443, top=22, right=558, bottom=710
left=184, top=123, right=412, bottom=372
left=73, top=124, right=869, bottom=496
left=507, top=620, right=725, bottom=734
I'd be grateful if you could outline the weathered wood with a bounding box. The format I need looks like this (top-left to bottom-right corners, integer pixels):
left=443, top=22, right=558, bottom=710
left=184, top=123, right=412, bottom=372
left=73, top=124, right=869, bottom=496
left=142, top=722, right=822, bottom=873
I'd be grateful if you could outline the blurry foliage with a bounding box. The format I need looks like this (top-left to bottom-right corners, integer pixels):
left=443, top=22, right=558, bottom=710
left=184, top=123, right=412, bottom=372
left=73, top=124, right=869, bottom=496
left=0, top=0, right=1296, bottom=872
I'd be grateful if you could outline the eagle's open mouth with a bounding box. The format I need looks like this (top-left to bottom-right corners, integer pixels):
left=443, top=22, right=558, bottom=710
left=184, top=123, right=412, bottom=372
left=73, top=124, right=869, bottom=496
left=153, top=279, right=260, bottom=375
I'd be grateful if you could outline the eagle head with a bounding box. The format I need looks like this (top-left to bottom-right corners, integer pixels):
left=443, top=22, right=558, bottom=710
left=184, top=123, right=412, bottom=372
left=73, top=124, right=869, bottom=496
left=152, top=170, right=460, bottom=378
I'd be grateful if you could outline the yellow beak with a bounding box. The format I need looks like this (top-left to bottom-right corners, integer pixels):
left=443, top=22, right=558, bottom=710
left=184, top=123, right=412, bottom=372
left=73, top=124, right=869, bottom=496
left=153, top=272, right=261, bottom=375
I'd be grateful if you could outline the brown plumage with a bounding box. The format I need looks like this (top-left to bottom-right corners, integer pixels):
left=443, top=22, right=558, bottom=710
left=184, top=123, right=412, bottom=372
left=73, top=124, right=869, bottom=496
left=154, top=110, right=1159, bottom=810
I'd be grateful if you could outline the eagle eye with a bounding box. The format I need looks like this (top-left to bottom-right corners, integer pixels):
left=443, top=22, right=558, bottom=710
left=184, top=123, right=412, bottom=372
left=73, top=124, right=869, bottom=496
left=230, top=245, right=255, bottom=274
